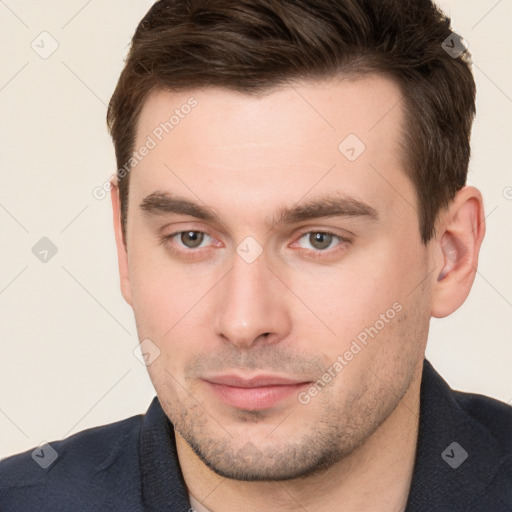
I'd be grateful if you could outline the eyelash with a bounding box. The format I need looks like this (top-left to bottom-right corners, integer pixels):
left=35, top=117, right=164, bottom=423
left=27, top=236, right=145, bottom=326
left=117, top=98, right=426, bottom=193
left=160, top=229, right=351, bottom=260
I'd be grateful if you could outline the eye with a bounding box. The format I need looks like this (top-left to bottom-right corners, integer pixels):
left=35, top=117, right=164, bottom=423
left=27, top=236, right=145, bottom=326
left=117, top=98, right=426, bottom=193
left=169, top=230, right=213, bottom=249
left=296, top=231, right=346, bottom=252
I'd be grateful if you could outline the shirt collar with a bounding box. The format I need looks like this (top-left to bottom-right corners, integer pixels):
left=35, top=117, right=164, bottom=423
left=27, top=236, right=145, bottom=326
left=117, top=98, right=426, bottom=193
left=139, top=396, right=191, bottom=512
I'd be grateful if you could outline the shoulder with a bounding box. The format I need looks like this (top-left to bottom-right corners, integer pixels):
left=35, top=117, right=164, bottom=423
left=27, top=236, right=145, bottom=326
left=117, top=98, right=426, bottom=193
left=449, top=389, right=512, bottom=509
left=452, top=388, right=512, bottom=455
left=408, top=360, right=512, bottom=511
left=422, top=360, right=512, bottom=458
left=0, top=413, right=145, bottom=511
left=443, top=382, right=512, bottom=507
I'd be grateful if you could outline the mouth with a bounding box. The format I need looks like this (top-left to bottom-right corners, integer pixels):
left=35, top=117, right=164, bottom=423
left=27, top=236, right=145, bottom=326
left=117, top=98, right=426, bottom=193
left=203, top=374, right=311, bottom=410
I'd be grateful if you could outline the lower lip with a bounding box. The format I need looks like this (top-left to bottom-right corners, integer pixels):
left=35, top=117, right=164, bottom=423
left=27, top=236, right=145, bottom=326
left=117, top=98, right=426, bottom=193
left=205, top=381, right=309, bottom=410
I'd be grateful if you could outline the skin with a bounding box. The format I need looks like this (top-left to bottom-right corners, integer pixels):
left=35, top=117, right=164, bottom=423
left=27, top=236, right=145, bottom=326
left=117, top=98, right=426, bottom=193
left=111, top=74, right=485, bottom=512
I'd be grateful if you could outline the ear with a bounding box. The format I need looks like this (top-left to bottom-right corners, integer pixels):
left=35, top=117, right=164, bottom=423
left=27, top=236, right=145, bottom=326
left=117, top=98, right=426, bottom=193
left=431, top=186, right=485, bottom=318
left=110, top=178, right=132, bottom=306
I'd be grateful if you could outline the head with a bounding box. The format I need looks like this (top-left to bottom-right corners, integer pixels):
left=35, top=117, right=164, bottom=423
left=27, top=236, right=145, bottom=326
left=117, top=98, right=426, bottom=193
left=107, top=0, right=485, bottom=480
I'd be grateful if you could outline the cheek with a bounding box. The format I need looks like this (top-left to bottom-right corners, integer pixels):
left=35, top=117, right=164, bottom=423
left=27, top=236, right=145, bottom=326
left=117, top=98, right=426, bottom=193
left=301, top=241, right=427, bottom=362
left=129, top=266, right=173, bottom=333
left=127, top=249, right=220, bottom=379
left=126, top=232, right=204, bottom=333
left=296, top=258, right=401, bottom=344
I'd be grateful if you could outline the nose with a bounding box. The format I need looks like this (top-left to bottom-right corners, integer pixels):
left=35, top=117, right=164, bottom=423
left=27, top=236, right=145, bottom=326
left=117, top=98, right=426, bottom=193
left=213, top=248, right=292, bottom=349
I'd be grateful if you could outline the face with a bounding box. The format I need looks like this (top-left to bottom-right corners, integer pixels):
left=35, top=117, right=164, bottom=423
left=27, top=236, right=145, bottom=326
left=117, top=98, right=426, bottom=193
left=115, top=74, right=435, bottom=480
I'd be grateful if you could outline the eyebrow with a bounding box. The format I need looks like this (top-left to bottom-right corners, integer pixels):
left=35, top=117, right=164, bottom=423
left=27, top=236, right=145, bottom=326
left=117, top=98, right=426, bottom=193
left=139, top=191, right=379, bottom=227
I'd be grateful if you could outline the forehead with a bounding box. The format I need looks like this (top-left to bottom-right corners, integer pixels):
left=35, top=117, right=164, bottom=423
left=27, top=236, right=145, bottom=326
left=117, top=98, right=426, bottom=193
left=130, top=74, right=413, bottom=227
left=136, top=73, right=404, bottom=149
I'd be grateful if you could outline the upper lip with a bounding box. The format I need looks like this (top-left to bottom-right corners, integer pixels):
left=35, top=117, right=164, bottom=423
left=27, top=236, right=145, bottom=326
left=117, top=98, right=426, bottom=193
left=204, top=374, right=309, bottom=388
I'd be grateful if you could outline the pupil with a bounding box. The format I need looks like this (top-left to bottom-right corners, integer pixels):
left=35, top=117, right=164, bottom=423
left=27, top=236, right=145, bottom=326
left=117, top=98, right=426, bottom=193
left=182, top=231, right=203, bottom=248
left=311, top=233, right=332, bottom=250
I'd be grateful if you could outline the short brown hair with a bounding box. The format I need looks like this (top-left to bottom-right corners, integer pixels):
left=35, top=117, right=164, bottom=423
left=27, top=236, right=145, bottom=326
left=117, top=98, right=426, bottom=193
left=107, top=0, right=476, bottom=243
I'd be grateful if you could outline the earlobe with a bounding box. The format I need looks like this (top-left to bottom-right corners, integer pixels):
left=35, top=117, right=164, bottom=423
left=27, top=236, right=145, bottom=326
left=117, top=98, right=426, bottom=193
left=110, top=179, right=132, bottom=306
left=431, top=186, right=485, bottom=318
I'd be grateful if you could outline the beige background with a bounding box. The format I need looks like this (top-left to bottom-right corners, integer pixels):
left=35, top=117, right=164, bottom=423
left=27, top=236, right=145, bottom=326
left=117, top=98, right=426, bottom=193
left=0, top=0, right=511, bottom=458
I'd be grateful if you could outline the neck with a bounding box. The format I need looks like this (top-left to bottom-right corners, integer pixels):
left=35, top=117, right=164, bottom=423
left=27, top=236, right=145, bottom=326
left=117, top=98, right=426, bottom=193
left=177, top=368, right=422, bottom=512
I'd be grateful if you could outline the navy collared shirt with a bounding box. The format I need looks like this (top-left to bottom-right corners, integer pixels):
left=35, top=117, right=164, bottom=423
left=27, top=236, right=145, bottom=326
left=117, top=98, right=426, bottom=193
left=1, top=359, right=511, bottom=511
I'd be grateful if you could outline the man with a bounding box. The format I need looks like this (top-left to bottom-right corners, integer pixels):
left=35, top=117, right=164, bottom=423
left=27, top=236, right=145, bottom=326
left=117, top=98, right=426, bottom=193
left=1, top=0, right=511, bottom=510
